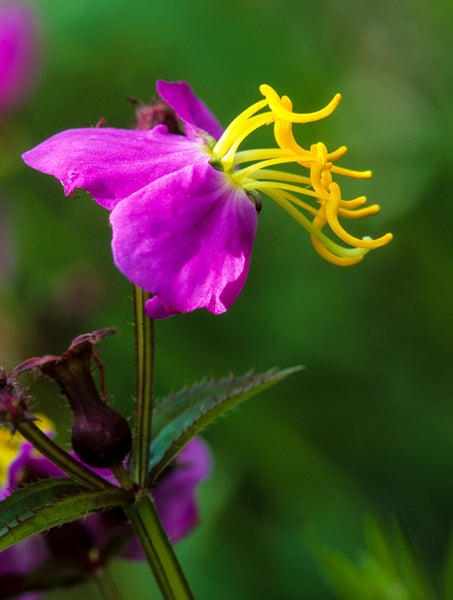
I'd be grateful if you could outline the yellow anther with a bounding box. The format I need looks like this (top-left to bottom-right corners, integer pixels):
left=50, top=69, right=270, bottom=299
left=327, top=146, right=348, bottom=161
left=338, top=205, right=381, bottom=219
left=260, top=84, right=342, bottom=123
left=330, top=165, right=372, bottom=179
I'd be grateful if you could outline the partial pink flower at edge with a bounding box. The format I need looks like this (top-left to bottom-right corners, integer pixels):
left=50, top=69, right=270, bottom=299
left=0, top=1, right=39, bottom=115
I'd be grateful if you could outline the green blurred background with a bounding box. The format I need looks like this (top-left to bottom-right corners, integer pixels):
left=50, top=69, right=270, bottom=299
left=1, top=0, right=452, bottom=597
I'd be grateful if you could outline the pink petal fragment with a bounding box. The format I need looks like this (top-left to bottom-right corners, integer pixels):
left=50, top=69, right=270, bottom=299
left=22, top=126, right=204, bottom=210
left=110, top=161, right=257, bottom=318
left=157, top=80, right=224, bottom=141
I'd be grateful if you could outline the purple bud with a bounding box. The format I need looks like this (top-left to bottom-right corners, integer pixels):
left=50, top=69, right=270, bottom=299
left=15, top=329, right=132, bottom=468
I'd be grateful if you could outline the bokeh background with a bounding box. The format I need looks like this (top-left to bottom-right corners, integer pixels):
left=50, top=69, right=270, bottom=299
left=1, top=0, right=452, bottom=598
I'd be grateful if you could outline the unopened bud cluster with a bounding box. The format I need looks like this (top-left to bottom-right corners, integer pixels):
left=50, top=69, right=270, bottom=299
left=0, top=367, right=34, bottom=432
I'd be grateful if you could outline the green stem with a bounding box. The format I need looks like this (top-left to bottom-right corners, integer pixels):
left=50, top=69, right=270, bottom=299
left=125, top=493, right=195, bottom=600
left=92, top=567, right=123, bottom=600
left=18, top=421, right=112, bottom=490
left=131, top=285, right=155, bottom=486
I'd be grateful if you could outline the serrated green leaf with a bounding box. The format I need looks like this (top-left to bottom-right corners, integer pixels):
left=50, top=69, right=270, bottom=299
left=150, top=366, right=302, bottom=480
left=0, top=478, right=133, bottom=551
left=0, top=478, right=86, bottom=537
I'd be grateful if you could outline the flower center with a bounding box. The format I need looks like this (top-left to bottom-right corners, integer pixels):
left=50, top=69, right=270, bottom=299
left=208, top=85, right=392, bottom=266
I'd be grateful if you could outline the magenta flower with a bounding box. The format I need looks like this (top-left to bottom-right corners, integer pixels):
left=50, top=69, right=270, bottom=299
left=22, top=81, right=257, bottom=319
left=22, top=81, right=392, bottom=318
left=0, top=1, right=38, bottom=115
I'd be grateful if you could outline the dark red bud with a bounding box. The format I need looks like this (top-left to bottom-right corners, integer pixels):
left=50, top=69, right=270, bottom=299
left=70, top=402, right=132, bottom=468
left=15, top=329, right=132, bottom=468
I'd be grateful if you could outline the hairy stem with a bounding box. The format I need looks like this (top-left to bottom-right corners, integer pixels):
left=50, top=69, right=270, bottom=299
left=131, top=285, right=155, bottom=486
left=125, top=493, right=195, bottom=600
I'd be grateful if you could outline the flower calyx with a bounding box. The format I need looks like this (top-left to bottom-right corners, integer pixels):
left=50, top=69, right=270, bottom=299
left=129, top=96, right=183, bottom=134
left=15, top=329, right=132, bottom=468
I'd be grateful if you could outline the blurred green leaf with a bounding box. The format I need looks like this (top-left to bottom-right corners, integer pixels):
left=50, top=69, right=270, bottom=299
left=0, top=478, right=133, bottom=551
left=442, top=528, right=453, bottom=600
left=149, top=366, right=302, bottom=480
left=307, top=517, right=438, bottom=600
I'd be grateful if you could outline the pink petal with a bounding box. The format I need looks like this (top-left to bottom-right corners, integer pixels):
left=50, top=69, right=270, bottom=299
left=152, top=438, right=212, bottom=543
left=110, top=161, right=257, bottom=318
left=157, top=80, right=224, bottom=141
left=22, top=126, right=205, bottom=210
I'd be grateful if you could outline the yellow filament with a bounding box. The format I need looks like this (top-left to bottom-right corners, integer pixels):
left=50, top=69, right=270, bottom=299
left=279, top=190, right=318, bottom=215
left=234, top=148, right=290, bottom=165
left=260, top=84, right=342, bottom=123
left=220, top=112, right=275, bottom=170
left=265, top=188, right=369, bottom=263
left=212, top=98, right=268, bottom=158
left=248, top=180, right=330, bottom=202
left=311, top=214, right=365, bottom=266
left=234, top=154, right=319, bottom=183
left=246, top=168, right=312, bottom=186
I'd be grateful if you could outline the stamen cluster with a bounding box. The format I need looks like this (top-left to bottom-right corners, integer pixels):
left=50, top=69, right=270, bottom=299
left=209, top=85, right=392, bottom=265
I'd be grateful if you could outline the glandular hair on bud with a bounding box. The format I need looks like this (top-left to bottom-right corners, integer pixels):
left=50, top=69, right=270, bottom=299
left=71, top=403, right=132, bottom=469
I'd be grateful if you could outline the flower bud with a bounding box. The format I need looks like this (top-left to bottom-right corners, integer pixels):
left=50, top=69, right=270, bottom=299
left=15, top=329, right=132, bottom=468
left=0, top=367, right=34, bottom=432
left=129, top=96, right=183, bottom=134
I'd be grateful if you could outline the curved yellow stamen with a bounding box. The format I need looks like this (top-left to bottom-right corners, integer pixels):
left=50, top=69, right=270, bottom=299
left=327, top=146, right=348, bottom=161
left=233, top=148, right=289, bottom=165
left=338, top=196, right=367, bottom=208
left=234, top=155, right=319, bottom=184
left=220, top=112, right=274, bottom=170
left=260, top=84, right=342, bottom=123
left=338, top=205, right=381, bottom=219
left=326, top=183, right=393, bottom=248
left=310, top=214, right=365, bottom=266
left=246, top=168, right=312, bottom=186
left=264, top=187, right=369, bottom=263
left=206, top=83, right=392, bottom=266
left=309, top=157, right=328, bottom=197
left=247, top=180, right=329, bottom=202
left=213, top=98, right=268, bottom=159
left=330, top=165, right=372, bottom=179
